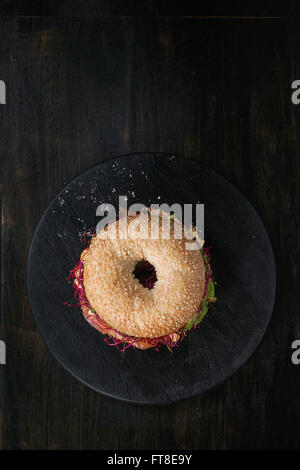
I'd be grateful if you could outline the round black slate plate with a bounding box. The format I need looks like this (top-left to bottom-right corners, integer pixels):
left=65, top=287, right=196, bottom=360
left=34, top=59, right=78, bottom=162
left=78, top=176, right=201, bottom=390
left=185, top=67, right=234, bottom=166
left=27, top=153, right=276, bottom=405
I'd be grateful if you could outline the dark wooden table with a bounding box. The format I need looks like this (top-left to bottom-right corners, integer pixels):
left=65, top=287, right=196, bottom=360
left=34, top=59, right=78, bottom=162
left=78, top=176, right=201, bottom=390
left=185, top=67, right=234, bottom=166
left=0, top=2, right=300, bottom=450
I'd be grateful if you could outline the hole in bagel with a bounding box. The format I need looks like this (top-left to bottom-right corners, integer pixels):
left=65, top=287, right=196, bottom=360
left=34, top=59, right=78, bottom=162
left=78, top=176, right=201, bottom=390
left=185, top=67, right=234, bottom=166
left=132, top=260, right=158, bottom=289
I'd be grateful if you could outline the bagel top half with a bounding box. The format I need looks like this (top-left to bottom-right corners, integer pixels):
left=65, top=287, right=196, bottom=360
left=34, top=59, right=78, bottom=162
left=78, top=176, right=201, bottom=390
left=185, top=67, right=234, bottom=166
left=82, top=211, right=206, bottom=338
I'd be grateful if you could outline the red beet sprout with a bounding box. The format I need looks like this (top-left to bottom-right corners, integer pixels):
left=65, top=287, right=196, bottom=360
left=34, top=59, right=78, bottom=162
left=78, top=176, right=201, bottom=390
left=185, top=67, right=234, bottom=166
left=133, top=260, right=158, bottom=289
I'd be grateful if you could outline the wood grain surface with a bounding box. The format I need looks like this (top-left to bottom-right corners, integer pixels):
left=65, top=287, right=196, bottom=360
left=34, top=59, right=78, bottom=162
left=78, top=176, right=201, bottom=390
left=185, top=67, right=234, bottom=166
left=0, top=4, right=300, bottom=449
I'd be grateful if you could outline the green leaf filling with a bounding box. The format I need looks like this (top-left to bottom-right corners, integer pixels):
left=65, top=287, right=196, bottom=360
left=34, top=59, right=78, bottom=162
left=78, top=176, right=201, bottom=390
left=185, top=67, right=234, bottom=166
left=184, top=279, right=215, bottom=331
left=207, top=279, right=215, bottom=300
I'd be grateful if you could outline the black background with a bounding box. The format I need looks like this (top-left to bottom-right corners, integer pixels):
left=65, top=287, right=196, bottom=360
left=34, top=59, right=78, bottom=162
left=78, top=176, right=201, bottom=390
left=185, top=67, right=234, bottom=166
left=0, top=0, right=300, bottom=449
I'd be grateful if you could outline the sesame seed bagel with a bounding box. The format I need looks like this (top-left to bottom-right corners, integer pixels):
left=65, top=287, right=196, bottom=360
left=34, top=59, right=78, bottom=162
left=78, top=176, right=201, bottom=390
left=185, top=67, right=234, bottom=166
left=82, top=211, right=206, bottom=339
